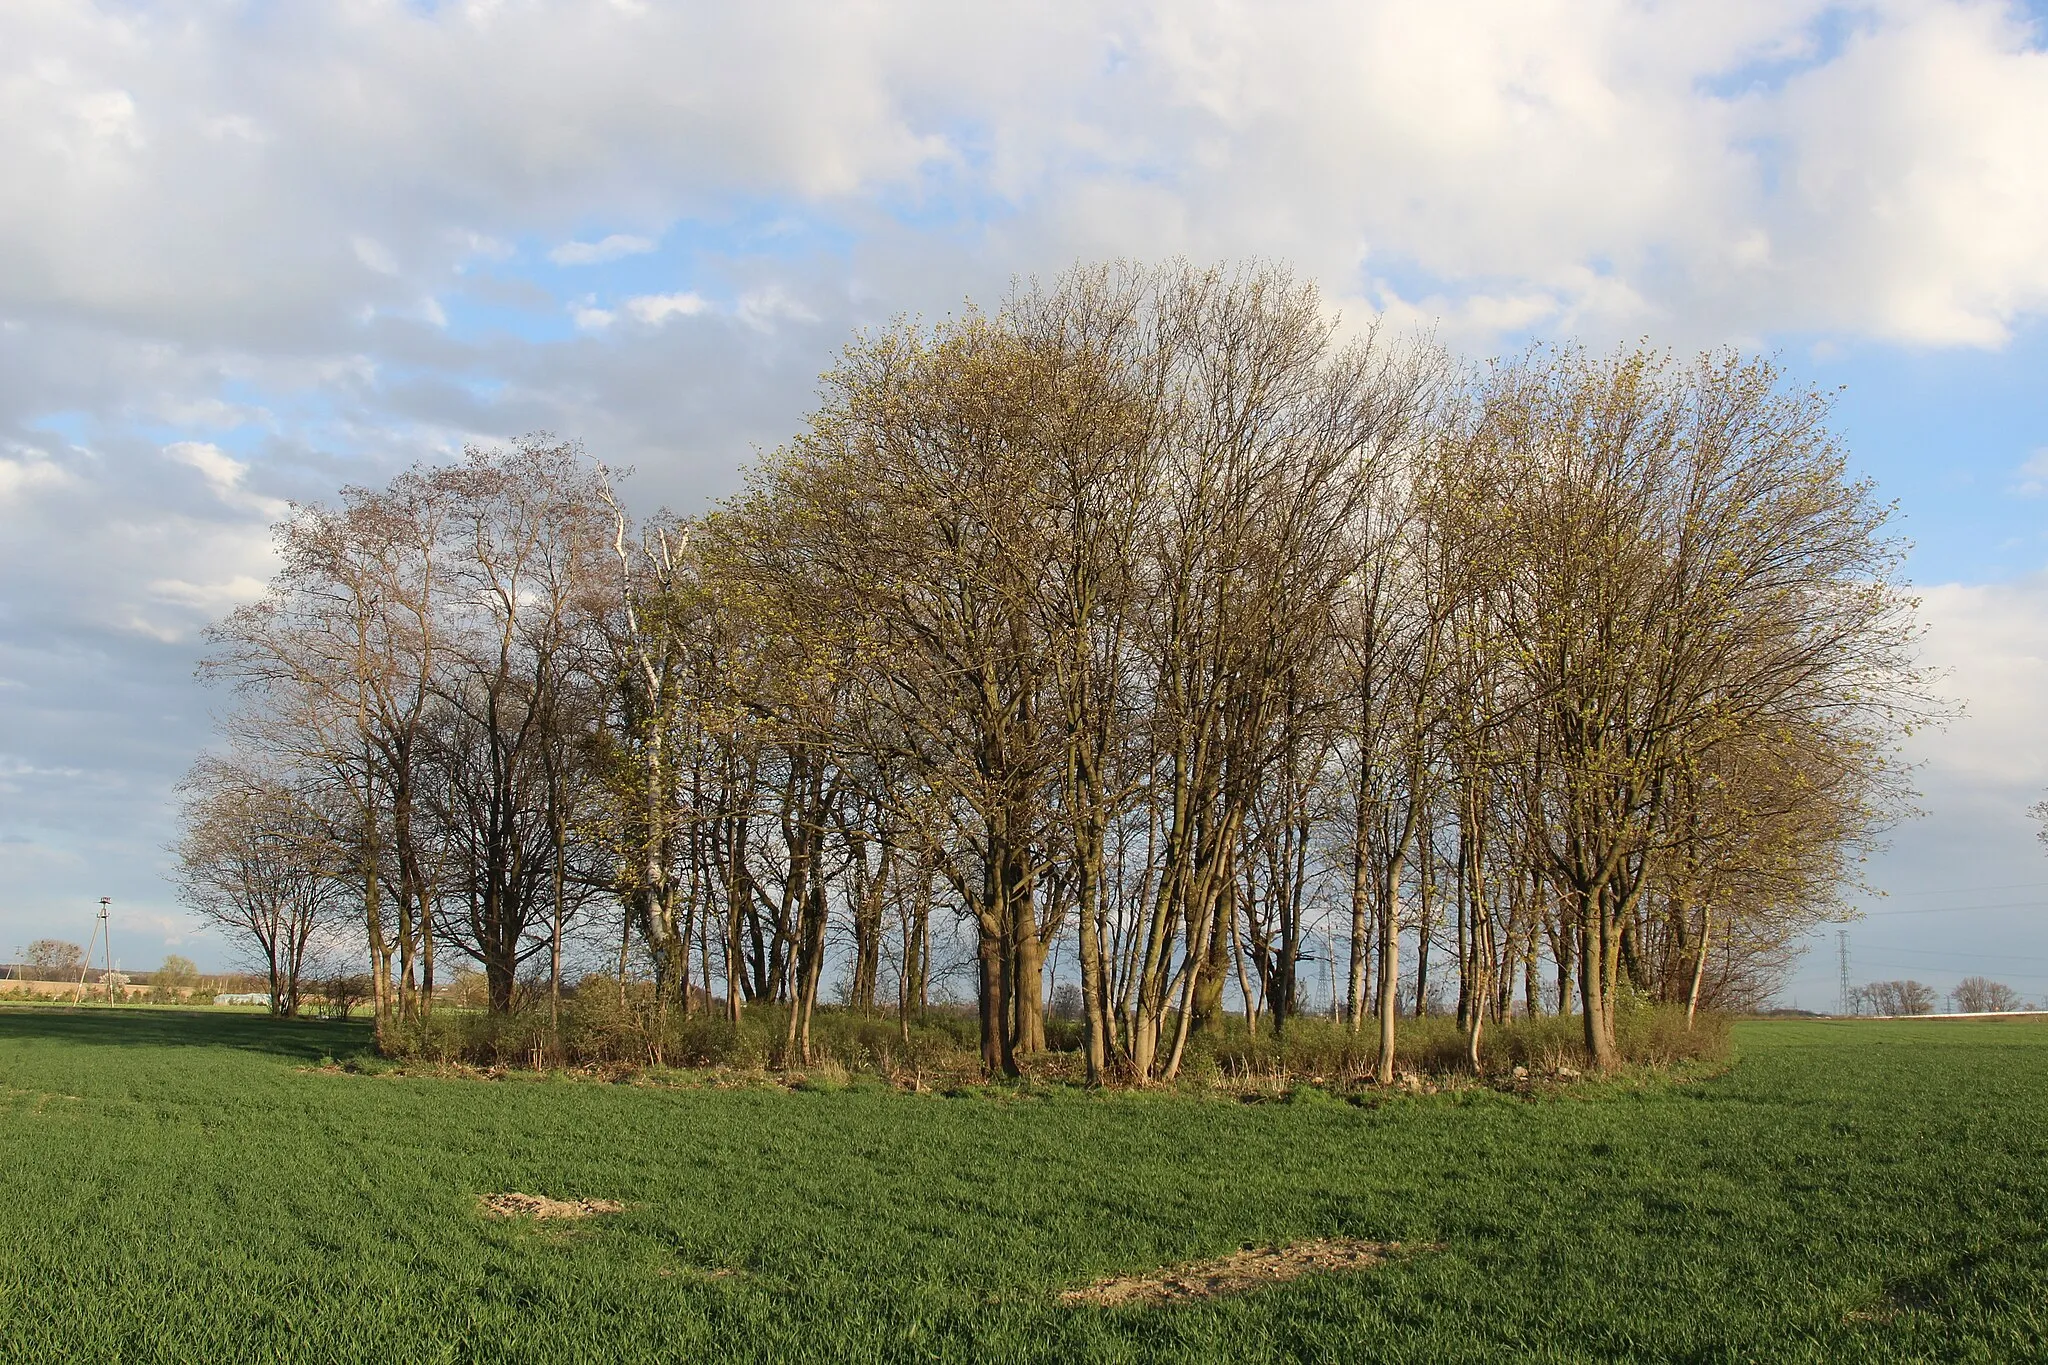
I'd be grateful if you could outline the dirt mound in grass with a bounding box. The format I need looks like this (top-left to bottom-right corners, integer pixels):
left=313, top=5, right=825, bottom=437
left=1061, top=1238, right=1431, bottom=1307
left=478, top=1192, right=624, bottom=1221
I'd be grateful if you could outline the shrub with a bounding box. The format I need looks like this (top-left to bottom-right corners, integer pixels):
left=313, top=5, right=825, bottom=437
left=377, top=985, right=1728, bottom=1087
left=378, top=985, right=992, bottom=1081
left=319, top=973, right=372, bottom=1021
left=148, top=955, right=201, bottom=1004
left=1211, top=1005, right=1729, bottom=1080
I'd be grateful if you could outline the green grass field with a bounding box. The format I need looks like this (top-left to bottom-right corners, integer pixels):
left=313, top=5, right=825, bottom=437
left=2, top=1007, right=2044, bottom=1362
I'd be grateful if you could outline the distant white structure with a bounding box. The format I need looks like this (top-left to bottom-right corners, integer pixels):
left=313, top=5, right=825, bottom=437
left=214, top=992, right=272, bottom=1007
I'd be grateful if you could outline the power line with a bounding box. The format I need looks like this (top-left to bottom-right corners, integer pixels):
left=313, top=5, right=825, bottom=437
left=1849, top=941, right=2048, bottom=965
left=1858, top=899, right=2048, bottom=918
left=1866, top=880, right=2048, bottom=901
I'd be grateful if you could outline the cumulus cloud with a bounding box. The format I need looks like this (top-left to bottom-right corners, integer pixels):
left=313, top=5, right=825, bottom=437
left=623, top=291, right=710, bottom=325
left=2010, top=449, right=2048, bottom=497
left=351, top=236, right=400, bottom=277
left=549, top=234, right=657, bottom=265
left=1911, top=578, right=2048, bottom=792
left=165, top=441, right=289, bottom=517
left=3, top=1, right=2045, bottom=355
left=736, top=285, right=819, bottom=333
left=1774, top=573, right=2048, bottom=1007
left=1861, top=575, right=2048, bottom=897
left=0, top=447, right=69, bottom=500
left=146, top=575, right=270, bottom=611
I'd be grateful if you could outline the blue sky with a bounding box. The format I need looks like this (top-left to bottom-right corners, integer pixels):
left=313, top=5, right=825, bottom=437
left=3, top=0, right=2047, bottom=1006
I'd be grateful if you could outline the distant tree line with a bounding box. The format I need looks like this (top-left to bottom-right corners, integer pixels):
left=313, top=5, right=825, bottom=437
left=1846, top=977, right=2031, bottom=1016
left=185, top=260, right=1932, bottom=1078
left=2, top=945, right=253, bottom=1003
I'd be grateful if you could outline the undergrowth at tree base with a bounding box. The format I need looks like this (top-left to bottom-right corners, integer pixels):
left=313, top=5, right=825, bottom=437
left=373, top=987, right=1730, bottom=1095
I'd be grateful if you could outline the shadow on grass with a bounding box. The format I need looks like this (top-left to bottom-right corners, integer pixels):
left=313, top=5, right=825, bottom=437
left=0, top=1003, right=371, bottom=1062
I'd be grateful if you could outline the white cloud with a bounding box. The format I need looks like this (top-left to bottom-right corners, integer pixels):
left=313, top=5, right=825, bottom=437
left=0, top=757, right=87, bottom=783
left=166, top=439, right=245, bottom=490
left=1777, top=574, right=2048, bottom=1007
left=624, top=291, right=709, bottom=325
left=146, top=575, right=269, bottom=610
left=1911, top=577, right=2048, bottom=791
left=0, top=2, right=2043, bottom=352
left=452, top=230, right=515, bottom=265
left=2009, top=449, right=2048, bottom=497
left=201, top=113, right=266, bottom=144
left=0, top=451, right=68, bottom=501
left=736, top=284, right=819, bottom=333
left=105, top=515, right=280, bottom=642
left=164, top=441, right=286, bottom=517
left=1764, top=4, right=2048, bottom=346
left=549, top=233, right=656, bottom=265
left=70, top=88, right=142, bottom=148
left=351, top=236, right=400, bottom=277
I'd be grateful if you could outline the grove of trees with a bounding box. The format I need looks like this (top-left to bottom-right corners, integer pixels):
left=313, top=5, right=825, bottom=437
left=14, top=939, right=85, bottom=977
left=185, top=261, right=1932, bottom=1078
left=1857, top=979, right=1938, bottom=1016
left=1950, top=976, right=2025, bottom=1013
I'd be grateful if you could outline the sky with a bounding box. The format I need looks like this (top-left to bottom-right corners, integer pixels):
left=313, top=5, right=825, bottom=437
left=2, top=0, right=2047, bottom=1003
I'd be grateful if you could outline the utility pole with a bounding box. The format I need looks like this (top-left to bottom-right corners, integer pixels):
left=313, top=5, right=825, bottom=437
left=1837, top=929, right=1852, bottom=1017
left=75, top=897, right=112, bottom=1005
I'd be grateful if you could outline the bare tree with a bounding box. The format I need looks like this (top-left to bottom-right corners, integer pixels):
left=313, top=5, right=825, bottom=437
left=420, top=441, right=610, bottom=1014
left=1456, top=346, right=1926, bottom=1068
left=202, top=469, right=446, bottom=1029
left=173, top=753, right=349, bottom=1017
left=16, top=940, right=85, bottom=978
left=180, top=259, right=1936, bottom=1085
left=1860, top=980, right=1936, bottom=1016
left=1951, top=977, right=2023, bottom=1013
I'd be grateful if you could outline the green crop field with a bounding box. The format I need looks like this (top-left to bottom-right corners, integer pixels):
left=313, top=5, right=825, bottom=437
left=2, top=1007, right=2044, bottom=1362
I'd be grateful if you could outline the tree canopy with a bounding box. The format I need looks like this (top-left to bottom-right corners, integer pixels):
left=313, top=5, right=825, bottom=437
left=189, top=260, right=1933, bottom=1077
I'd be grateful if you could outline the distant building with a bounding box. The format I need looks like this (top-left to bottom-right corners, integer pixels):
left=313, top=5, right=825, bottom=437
left=214, top=992, right=272, bottom=1007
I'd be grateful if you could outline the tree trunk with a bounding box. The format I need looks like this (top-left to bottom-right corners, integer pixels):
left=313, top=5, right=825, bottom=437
left=1523, top=926, right=1540, bottom=1019
left=1414, top=818, right=1434, bottom=1020
left=1012, top=919, right=1047, bottom=1059
left=1685, top=901, right=1712, bottom=1031
left=1577, top=883, right=1618, bottom=1071
left=364, top=863, right=391, bottom=1034
left=1190, top=881, right=1233, bottom=1035
left=1008, top=848, right=1047, bottom=1057
left=1229, top=894, right=1258, bottom=1038
left=976, top=924, right=1008, bottom=1074
left=725, top=816, right=746, bottom=1025
left=1375, top=848, right=1403, bottom=1085
left=1161, top=877, right=1224, bottom=1082
left=1076, top=834, right=1110, bottom=1085
left=1347, top=782, right=1371, bottom=1033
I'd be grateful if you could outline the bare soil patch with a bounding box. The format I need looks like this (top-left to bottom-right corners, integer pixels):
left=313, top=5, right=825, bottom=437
left=657, top=1264, right=741, bottom=1282
left=1846, top=1302, right=1903, bottom=1324
left=0, top=1084, right=83, bottom=1114
left=477, top=1192, right=624, bottom=1221
left=1060, top=1238, right=1433, bottom=1307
